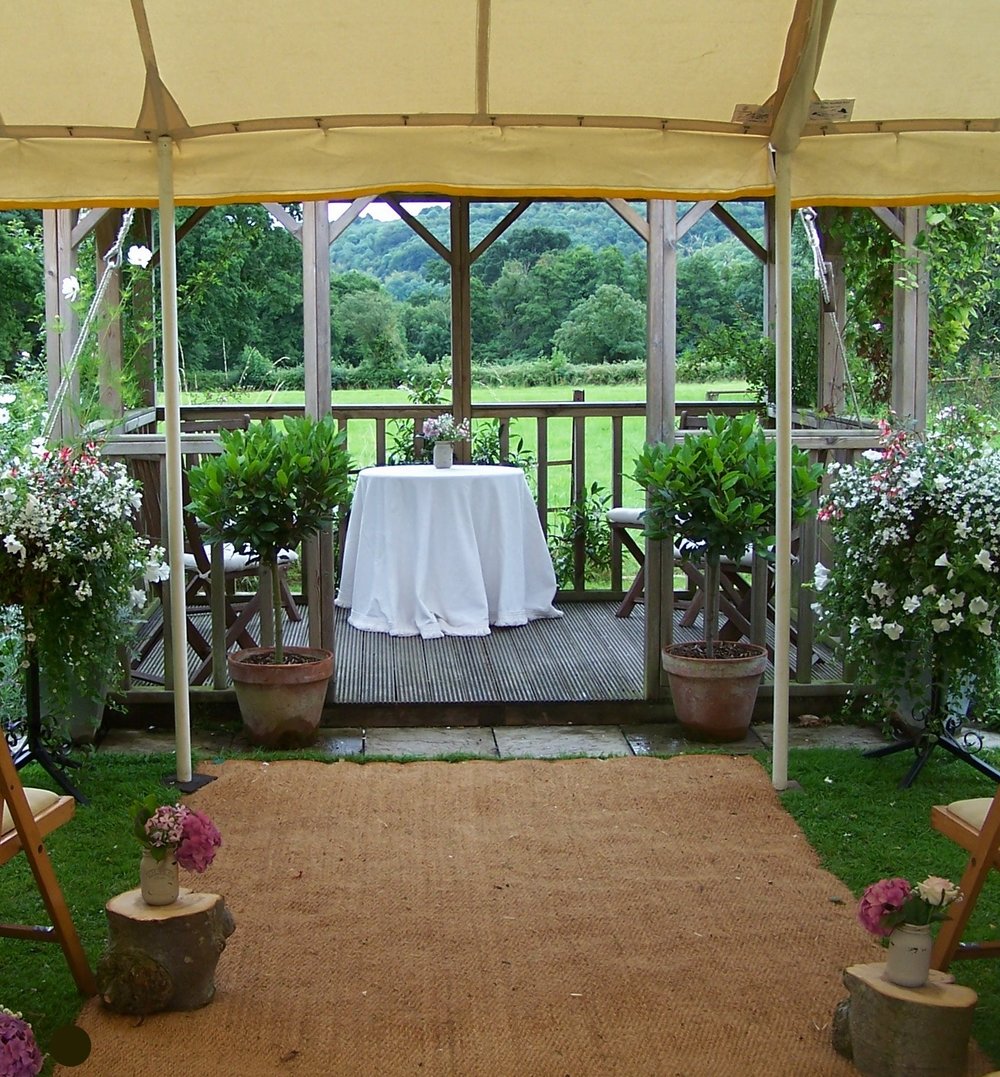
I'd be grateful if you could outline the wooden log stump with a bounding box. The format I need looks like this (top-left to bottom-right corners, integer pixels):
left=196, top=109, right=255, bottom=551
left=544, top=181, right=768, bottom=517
left=97, top=888, right=235, bottom=1015
left=833, top=963, right=977, bottom=1077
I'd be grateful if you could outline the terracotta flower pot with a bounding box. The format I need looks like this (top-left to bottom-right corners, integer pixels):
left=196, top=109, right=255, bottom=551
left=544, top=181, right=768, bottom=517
left=661, top=641, right=767, bottom=742
left=228, top=646, right=333, bottom=748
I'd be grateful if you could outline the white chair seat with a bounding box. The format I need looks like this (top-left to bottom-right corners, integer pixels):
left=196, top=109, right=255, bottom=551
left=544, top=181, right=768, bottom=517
left=182, top=544, right=298, bottom=576
left=607, top=507, right=644, bottom=528
left=1, top=787, right=60, bottom=836
left=945, top=798, right=991, bottom=832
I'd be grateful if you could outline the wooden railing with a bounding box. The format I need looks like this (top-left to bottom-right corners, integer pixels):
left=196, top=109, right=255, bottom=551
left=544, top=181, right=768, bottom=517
left=103, top=400, right=880, bottom=687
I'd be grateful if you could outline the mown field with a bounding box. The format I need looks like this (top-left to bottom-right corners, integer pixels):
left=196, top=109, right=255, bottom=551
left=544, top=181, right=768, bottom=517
left=201, top=379, right=753, bottom=515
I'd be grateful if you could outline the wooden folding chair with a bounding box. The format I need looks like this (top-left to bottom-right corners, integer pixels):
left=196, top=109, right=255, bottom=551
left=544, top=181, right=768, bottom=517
left=930, top=782, right=1000, bottom=970
left=0, top=735, right=97, bottom=995
left=606, top=507, right=759, bottom=633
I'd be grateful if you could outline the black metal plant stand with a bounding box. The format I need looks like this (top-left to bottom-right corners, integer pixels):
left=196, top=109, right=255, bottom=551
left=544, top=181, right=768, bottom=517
left=864, top=680, right=1000, bottom=790
left=9, top=643, right=89, bottom=804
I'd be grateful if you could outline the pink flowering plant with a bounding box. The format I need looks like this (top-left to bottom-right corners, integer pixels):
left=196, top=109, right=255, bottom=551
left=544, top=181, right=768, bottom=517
left=131, top=795, right=222, bottom=872
left=421, top=413, right=471, bottom=445
left=812, top=408, right=1000, bottom=731
left=857, top=874, right=962, bottom=938
left=0, top=1006, right=43, bottom=1076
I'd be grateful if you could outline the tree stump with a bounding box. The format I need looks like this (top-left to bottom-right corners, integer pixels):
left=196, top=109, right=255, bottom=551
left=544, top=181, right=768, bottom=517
left=97, top=888, right=235, bottom=1015
left=833, top=963, right=977, bottom=1077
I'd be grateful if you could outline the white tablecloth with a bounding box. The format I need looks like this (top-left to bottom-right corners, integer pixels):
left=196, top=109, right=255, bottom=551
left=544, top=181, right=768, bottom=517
left=336, top=464, right=562, bottom=638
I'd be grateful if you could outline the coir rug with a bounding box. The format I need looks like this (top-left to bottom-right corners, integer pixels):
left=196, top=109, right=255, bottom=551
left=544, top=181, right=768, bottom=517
left=59, top=755, right=993, bottom=1076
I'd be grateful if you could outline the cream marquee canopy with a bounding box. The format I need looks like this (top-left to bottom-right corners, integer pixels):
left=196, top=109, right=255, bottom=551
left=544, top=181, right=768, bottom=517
left=1, top=0, right=999, bottom=209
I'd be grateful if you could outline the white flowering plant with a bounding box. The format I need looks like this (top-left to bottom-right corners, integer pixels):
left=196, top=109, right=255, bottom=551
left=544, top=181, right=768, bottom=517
left=0, top=406, right=168, bottom=736
left=813, top=409, right=1000, bottom=730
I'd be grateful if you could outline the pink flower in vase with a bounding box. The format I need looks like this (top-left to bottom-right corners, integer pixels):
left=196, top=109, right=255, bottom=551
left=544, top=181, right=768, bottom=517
left=857, top=876, right=911, bottom=937
left=175, top=809, right=222, bottom=873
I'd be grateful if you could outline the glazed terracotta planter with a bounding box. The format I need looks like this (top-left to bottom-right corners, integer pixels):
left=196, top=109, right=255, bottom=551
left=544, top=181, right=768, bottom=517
left=228, top=646, right=333, bottom=748
left=661, top=641, right=767, bottom=742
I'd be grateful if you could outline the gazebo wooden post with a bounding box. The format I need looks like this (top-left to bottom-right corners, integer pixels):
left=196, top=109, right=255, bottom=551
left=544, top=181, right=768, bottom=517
left=301, top=200, right=336, bottom=657
left=644, top=199, right=677, bottom=698
left=865, top=205, right=929, bottom=428
left=42, top=209, right=79, bottom=441
left=449, top=197, right=473, bottom=460
left=95, top=209, right=124, bottom=418
left=891, top=206, right=929, bottom=428
left=816, top=208, right=849, bottom=415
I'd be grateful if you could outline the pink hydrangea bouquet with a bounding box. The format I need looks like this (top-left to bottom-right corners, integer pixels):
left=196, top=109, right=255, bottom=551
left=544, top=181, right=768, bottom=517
left=0, top=1006, right=43, bottom=1076
left=131, top=796, right=222, bottom=873
left=421, top=413, right=471, bottom=444
left=857, top=874, right=962, bottom=937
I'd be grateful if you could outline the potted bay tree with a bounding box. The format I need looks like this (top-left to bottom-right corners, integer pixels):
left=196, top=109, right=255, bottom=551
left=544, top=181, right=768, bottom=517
left=186, top=416, right=352, bottom=747
left=633, top=412, right=822, bottom=741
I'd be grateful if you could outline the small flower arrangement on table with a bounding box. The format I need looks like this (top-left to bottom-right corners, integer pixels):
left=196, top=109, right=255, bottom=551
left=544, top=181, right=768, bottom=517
left=858, top=874, right=962, bottom=937
left=0, top=1006, right=43, bottom=1076
left=132, top=796, right=222, bottom=872
left=421, top=413, right=471, bottom=445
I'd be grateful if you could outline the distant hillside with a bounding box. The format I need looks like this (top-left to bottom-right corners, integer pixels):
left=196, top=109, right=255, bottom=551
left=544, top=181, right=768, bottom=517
left=330, top=200, right=765, bottom=293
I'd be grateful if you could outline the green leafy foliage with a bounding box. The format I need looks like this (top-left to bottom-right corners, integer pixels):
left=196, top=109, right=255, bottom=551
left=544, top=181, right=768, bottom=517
left=552, top=284, right=647, bottom=364
left=633, top=413, right=823, bottom=648
left=0, top=211, right=43, bottom=374
left=634, top=413, right=823, bottom=564
left=186, top=417, right=352, bottom=661
left=548, top=481, right=612, bottom=589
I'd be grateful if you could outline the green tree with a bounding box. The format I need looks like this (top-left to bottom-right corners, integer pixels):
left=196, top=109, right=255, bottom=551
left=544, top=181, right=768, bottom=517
left=916, top=204, right=1000, bottom=368
left=401, top=289, right=451, bottom=362
left=677, top=252, right=735, bottom=353
left=499, top=246, right=604, bottom=359
left=0, top=212, right=44, bottom=373
left=332, top=283, right=408, bottom=384
left=472, top=226, right=572, bottom=286
left=175, top=205, right=302, bottom=379
left=552, top=284, right=646, bottom=364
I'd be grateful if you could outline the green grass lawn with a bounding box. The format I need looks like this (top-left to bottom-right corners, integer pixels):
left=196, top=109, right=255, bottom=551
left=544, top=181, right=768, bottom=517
left=213, top=378, right=751, bottom=408
left=3, top=745, right=997, bottom=1070
left=777, top=746, right=1000, bottom=1064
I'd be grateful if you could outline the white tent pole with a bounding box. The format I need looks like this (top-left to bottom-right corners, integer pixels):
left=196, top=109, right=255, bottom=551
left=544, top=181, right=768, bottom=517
left=157, top=136, right=193, bottom=785
left=771, top=148, right=793, bottom=790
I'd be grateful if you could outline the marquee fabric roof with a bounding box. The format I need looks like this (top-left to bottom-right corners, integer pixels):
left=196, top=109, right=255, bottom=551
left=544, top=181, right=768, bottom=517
left=2, top=0, right=999, bottom=209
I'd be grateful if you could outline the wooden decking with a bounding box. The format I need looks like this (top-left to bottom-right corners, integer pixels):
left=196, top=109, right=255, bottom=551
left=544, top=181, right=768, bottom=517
left=128, top=599, right=845, bottom=725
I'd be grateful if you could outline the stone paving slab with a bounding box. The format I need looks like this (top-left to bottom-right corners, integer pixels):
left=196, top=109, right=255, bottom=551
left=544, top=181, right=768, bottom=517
left=96, top=721, right=970, bottom=760
left=315, top=728, right=365, bottom=756
left=493, top=725, right=632, bottom=759
left=99, top=727, right=234, bottom=754
left=753, top=722, right=886, bottom=750
left=621, top=723, right=764, bottom=756
left=228, top=728, right=367, bottom=757
left=363, top=726, right=499, bottom=759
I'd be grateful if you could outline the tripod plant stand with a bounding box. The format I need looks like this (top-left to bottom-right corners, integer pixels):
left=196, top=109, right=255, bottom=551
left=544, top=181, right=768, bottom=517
left=864, top=676, right=1000, bottom=790
left=8, top=639, right=89, bottom=804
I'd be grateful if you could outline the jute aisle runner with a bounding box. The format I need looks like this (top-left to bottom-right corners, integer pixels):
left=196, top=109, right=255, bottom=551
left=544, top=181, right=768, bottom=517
left=59, top=755, right=993, bottom=1076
